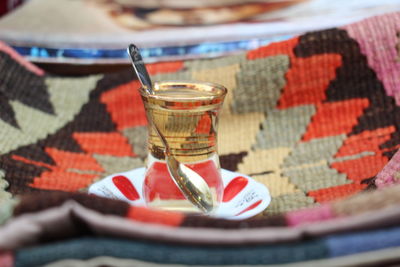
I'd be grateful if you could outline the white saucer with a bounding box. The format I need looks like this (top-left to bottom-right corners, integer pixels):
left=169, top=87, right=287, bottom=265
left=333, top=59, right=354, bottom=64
left=89, top=168, right=271, bottom=220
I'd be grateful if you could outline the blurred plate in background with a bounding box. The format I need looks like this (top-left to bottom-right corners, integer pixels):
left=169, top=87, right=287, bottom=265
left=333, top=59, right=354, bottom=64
left=0, top=0, right=398, bottom=65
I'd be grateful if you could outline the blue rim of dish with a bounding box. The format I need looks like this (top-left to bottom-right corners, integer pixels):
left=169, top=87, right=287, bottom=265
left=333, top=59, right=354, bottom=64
left=10, top=35, right=292, bottom=62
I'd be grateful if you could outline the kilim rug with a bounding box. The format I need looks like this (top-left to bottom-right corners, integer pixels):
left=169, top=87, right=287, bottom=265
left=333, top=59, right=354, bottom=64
left=1, top=10, right=400, bottom=267
left=2, top=12, right=400, bottom=213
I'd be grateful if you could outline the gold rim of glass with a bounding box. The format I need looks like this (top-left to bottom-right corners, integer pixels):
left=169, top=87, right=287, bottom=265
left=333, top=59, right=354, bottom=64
left=139, top=81, right=227, bottom=101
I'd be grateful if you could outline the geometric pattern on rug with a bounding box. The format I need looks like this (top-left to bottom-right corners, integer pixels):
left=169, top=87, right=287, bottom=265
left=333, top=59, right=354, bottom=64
left=2, top=25, right=400, bottom=215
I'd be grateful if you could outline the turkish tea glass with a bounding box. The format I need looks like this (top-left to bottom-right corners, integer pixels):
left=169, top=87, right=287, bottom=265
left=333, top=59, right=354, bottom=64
left=140, top=81, right=227, bottom=213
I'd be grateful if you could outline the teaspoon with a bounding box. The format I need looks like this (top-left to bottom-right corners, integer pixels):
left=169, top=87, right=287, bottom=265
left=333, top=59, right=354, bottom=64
left=127, top=44, right=214, bottom=213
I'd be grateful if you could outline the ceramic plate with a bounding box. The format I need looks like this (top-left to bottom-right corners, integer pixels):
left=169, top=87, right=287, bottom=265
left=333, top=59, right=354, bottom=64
left=89, top=168, right=271, bottom=220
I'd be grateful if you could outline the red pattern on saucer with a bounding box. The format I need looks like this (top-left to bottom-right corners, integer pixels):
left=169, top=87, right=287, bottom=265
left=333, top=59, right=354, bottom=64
left=89, top=168, right=271, bottom=220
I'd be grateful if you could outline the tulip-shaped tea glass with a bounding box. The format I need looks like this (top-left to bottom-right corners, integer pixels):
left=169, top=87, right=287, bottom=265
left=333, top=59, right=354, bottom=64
left=140, top=81, right=227, bottom=213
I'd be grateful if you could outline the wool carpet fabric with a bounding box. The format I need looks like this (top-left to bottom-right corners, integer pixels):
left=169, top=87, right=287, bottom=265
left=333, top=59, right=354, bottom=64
left=11, top=226, right=400, bottom=266
left=3, top=186, right=400, bottom=251
left=39, top=247, right=400, bottom=267
left=3, top=13, right=400, bottom=212
left=40, top=247, right=400, bottom=267
left=1, top=10, right=400, bottom=266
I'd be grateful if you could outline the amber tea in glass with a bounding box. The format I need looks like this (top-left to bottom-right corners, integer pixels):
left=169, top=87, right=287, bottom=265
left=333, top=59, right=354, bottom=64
left=140, top=81, right=227, bottom=213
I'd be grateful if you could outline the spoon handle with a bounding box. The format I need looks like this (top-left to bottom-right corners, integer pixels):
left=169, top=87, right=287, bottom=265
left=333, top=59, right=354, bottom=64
left=127, top=44, right=153, bottom=93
